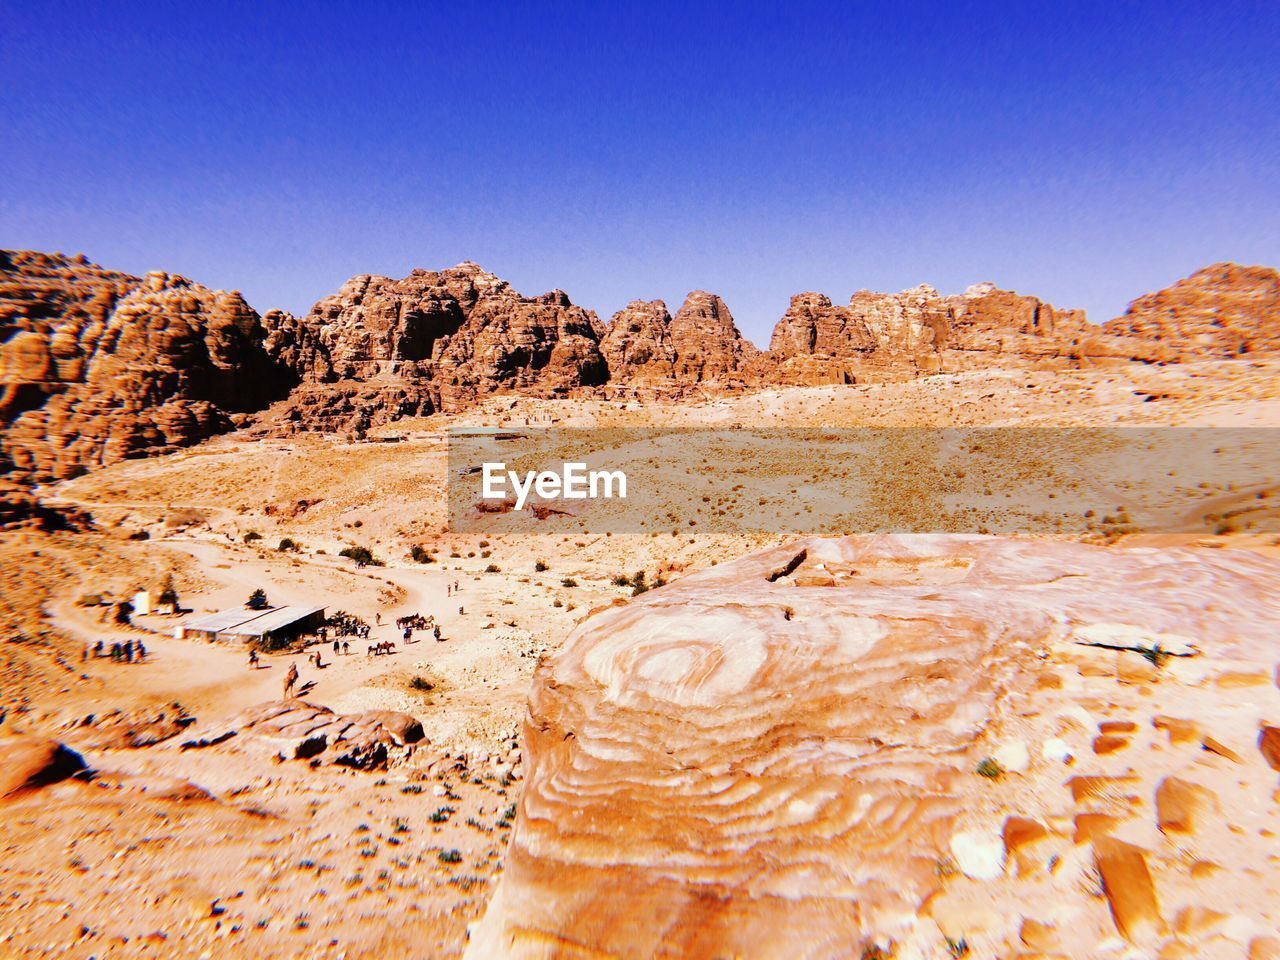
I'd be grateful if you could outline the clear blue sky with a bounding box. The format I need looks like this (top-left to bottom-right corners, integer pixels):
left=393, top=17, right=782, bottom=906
left=3, top=1, right=1277, bottom=345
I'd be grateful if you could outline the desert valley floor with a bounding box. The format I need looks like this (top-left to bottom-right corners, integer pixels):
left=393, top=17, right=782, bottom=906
left=4, top=362, right=1280, bottom=959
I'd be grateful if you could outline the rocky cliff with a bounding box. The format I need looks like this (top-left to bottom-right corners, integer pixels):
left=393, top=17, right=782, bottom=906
left=262, top=262, right=610, bottom=432
left=599, top=291, right=759, bottom=391
left=1103, top=263, right=1280, bottom=358
left=1, top=253, right=281, bottom=480
left=761, top=281, right=1163, bottom=385
left=5, top=249, right=1278, bottom=477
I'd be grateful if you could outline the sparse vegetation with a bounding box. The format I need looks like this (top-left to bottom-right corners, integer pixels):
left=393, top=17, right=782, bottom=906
left=1140, top=642, right=1171, bottom=669
left=278, top=537, right=299, bottom=552
left=945, top=937, right=970, bottom=958
left=429, top=807, right=455, bottom=823
left=246, top=587, right=269, bottom=610
left=410, top=544, right=434, bottom=563
left=437, top=848, right=462, bottom=864
left=484, top=563, right=501, bottom=573
left=157, top=573, right=179, bottom=607
left=243, top=531, right=262, bottom=543
left=561, top=577, right=578, bottom=588
left=408, top=676, right=434, bottom=692
left=975, top=757, right=1004, bottom=780
left=535, top=559, right=548, bottom=572
left=338, top=545, right=382, bottom=566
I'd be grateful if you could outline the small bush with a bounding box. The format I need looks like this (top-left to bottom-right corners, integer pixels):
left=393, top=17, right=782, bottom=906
left=408, top=676, right=434, bottom=692
left=128, top=529, right=150, bottom=541
left=243, top=531, right=262, bottom=543
left=278, top=537, right=299, bottom=552
left=484, top=563, right=501, bottom=573
left=429, top=807, right=454, bottom=823
left=410, top=545, right=434, bottom=564
left=246, top=588, right=269, bottom=610
left=339, top=546, right=382, bottom=566
left=534, top=560, right=548, bottom=572
left=945, top=938, right=970, bottom=959
left=437, top=849, right=462, bottom=864
left=975, top=757, right=1004, bottom=780
left=561, top=577, right=578, bottom=588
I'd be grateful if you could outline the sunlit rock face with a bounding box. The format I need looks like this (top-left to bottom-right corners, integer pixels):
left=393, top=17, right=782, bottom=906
left=1104, top=262, right=1280, bottom=358
left=467, top=535, right=1280, bottom=959
left=1, top=252, right=280, bottom=479
left=262, top=262, right=610, bottom=431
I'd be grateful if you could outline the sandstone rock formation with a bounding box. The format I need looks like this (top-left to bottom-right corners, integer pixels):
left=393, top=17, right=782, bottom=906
left=263, top=262, right=609, bottom=432
left=468, top=535, right=1280, bottom=958
left=599, top=292, right=758, bottom=391
left=1, top=252, right=281, bottom=479
left=1104, top=263, right=1280, bottom=358
left=761, top=281, right=1159, bottom=385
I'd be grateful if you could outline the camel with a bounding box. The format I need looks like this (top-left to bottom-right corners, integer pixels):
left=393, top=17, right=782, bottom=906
left=283, top=662, right=298, bottom=699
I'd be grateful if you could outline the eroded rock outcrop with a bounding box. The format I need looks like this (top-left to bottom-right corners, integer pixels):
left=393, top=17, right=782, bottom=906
left=761, top=282, right=1159, bottom=385
left=1, top=252, right=281, bottom=479
left=600, top=292, right=758, bottom=391
left=263, top=262, right=609, bottom=432
left=1104, top=262, right=1280, bottom=358
left=468, top=535, right=1280, bottom=958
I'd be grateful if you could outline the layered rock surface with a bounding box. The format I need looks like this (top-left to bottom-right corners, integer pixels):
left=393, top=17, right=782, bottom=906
left=468, top=535, right=1280, bottom=958
left=1, top=252, right=281, bottom=479
left=1104, top=262, right=1280, bottom=358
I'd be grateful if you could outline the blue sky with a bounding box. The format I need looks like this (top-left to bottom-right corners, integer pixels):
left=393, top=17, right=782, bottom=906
left=2, top=1, right=1277, bottom=345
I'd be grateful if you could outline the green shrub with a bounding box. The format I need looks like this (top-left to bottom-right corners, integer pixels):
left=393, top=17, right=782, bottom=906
left=484, top=563, right=501, bottom=573
left=975, top=757, right=1004, bottom=780
left=410, top=545, right=434, bottom=564
left=246, top=588, right=269, bottom=610
left=534, top=560, right=548, bottom=572
left=243, top=531, right=262, bottom=543
left=338, top=546, right=382, bottom=566
left=437, top=849, right=462, bottom=864
left=561, top=577, right=577, bottom=588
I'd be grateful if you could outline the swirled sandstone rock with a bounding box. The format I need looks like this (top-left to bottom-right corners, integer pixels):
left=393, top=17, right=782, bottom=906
left=1, top=252, right=281, bottom=479
left=468, top=535, right=1280, bottom=959
left=1103, top=262, right=1280, bottom=358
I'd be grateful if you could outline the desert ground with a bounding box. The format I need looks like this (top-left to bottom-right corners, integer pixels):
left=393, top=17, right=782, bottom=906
left=4, top=360, right=1280, bottom=959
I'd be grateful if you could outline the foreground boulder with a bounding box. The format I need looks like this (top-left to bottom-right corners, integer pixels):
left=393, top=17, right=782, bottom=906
left=467, top=535, right=1280, bottom=959
left=0, top=735, right=88, bottom=798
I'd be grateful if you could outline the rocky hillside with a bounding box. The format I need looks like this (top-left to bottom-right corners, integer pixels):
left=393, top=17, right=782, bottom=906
left=4, top=250, right=1278, bottom=477
left=1, top=253, right=281, bottom=480
left=1104, top=262, right=1280, bottom=358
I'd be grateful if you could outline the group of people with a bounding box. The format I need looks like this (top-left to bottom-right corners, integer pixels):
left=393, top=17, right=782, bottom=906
left=395, top=611, right=442, bottom=643
left=320, top=610, right=370, bottom=641
left=84, top=639, right=146, bottom=663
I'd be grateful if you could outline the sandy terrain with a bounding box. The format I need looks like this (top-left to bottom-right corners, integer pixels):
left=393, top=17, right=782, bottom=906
left=3, top=361, right=1279, bottom=958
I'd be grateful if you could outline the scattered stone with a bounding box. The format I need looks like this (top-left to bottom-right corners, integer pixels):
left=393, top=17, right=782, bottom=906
left=1094, top=837, right=1166, bottom=945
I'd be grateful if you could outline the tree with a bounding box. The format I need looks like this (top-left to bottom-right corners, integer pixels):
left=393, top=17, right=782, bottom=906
left=247, top=588, right=269, bottom=610
left=157, top=574, right=179, bottom=608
